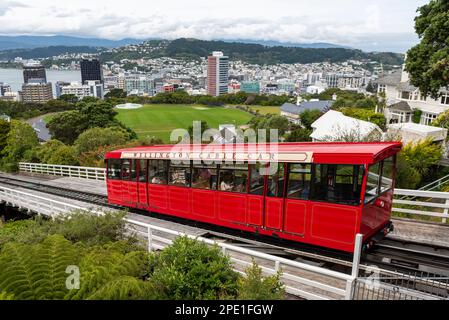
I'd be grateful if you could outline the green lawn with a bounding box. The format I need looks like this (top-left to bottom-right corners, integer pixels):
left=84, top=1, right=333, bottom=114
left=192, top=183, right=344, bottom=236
left=115, top=104, right=253, bottom=142
left=248, top=106, right=281, bottom=115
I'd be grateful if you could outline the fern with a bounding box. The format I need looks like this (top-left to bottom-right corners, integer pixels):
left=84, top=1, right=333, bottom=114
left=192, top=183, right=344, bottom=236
left=0, top=291, right=15, bottom=300
left=85, top=276, right=155, bottom=300
left=0, top=235, right=80, bottom=300
left=64, top=247, right=149, bottom=300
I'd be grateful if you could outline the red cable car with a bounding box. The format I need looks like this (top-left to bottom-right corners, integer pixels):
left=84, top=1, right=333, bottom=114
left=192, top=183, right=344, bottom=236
left=105, top=142, right=402, bottom=252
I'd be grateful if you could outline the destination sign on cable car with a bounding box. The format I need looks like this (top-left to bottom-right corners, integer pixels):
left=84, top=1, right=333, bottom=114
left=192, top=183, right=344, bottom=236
left=120, top=150, right=314, bottom=163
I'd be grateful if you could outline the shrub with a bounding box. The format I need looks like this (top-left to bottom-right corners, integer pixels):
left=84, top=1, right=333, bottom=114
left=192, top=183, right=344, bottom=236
left=148, top=237, right=239, bottom=299
left=237, top=260, right=285, bottom=300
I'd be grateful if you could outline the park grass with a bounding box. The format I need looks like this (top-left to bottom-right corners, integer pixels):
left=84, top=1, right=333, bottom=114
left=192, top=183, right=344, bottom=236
left=115, top=104, right=253, bottom=142
left=248, top=106, right=281, bottom=115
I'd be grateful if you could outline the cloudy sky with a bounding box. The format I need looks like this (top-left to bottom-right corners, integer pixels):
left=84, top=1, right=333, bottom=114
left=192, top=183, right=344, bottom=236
left=0, top=0, right=430, bottom=52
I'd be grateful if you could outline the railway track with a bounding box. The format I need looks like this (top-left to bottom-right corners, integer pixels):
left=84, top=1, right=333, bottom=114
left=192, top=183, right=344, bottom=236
left=1, top=174, right=449, bottom=298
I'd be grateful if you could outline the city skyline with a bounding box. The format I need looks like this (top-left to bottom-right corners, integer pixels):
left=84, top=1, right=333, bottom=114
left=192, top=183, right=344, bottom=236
left=0, top=0, right=429, bottom=53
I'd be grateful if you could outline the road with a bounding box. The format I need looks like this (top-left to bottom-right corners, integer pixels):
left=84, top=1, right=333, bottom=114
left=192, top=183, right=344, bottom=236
left=27, top=115, right=51, bottom=142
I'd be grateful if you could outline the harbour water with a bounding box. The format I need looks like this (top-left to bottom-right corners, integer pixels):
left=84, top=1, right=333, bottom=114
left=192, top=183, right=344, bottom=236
left=0, top=68, right=81, bottom=95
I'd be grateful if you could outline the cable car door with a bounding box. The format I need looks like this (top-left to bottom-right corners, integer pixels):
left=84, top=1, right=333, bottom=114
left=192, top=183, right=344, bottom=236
left=264, top=163, right=285, bottom=231
left=136, top=159, right=149, bottom=207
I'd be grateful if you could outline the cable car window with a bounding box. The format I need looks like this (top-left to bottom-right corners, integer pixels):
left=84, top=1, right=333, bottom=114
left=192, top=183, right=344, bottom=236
left=130, top=160, right=137, bottom=181
left=311, top=164, right=363, bottom=206
left=287, top=164, right=312, bottom=200
left=249, top=163, right=265, bottom=195
left=148, top=160, right=168, bottom=185
left=169, top=162, right=191, bottom=187
left=267, top=163, right=285, bottom=198
left=365, top=162, right=381, bottom=203
left=380, top=157, right=394, bottom=193
left=107, top=159, right=121, bottom=180
left=192, top=163, right=218, bottom=190
left=138, top=159, right=147, bottom=183
left=121, top=160, right=131, bottom=180
left=219, top=163, right=248, bottom=193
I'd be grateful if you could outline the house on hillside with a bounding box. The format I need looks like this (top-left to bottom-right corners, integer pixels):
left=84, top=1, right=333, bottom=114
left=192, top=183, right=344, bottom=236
left=310, top=110, right=383, bottom=142
left=280, top=99, right=334, bottom=125
left=387, top=122, right=448, bottom=157
left=377, top=63, right=449, bottom=126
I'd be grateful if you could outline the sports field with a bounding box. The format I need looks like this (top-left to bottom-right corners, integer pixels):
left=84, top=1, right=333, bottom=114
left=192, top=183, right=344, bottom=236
left=115, top=104, right=253, bottom=142
left=248, top=106, right=280, bottom=115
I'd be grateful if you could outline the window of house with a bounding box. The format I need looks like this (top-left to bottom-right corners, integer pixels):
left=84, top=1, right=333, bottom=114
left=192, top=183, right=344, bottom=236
left=441, top=94, right=449, bottom=105
left=169, top=162, right=191, bottom=187
left=422, top=113, right=437, bottom=125
left=311, top=164, right=364, bottom=206
left=192, top=163, right=218, bottom=190
left=148, top=160, right=168, bottom=185
left=107, top=159, right=121, bottom=180
left=218, top=163, right=248, bottom=193
left=401, top=91, right=411, bottom=100
left=287, top=164, right=312, bottom=200
left=138, top=159, right=147, bottom=183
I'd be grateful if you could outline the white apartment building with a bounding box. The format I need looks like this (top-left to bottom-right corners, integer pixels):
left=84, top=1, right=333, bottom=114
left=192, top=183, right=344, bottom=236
left=60, top=81, right=104, bottom=99
left=378, top=64, right=449, bottom=126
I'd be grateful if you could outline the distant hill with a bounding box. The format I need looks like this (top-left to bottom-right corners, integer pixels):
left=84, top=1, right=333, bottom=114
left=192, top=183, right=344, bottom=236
left=0, top=46, right=102, bottom=60
left=123, top=38, right=403, bottom=65
left=0, top=36, right=404, bottom=66
left=222, top=39, right=351, bottom=49
left=0, top=35, right=143, bottom=51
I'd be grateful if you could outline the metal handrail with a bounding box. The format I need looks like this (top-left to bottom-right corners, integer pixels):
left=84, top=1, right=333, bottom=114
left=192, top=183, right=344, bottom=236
left=19, top=162, right=106, bottom=181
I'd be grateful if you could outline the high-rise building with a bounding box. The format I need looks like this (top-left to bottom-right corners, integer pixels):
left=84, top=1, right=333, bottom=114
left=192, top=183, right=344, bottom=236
left=0, top=82, right=11, bottom=96
left=23, top=62, right=47, bottom=84
left=207, top=51, right=229, bottom=96
left=80, top=58, right=103, bottom=84
left=20, top=83, right=53, bottom=103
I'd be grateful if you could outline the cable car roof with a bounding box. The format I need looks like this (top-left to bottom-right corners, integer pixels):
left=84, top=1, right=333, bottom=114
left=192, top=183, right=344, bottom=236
left=105, top=142, right=402, bottom=164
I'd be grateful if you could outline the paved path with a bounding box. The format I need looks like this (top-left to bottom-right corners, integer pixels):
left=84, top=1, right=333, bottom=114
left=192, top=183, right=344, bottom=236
left=26, top=115, right=51, bottom=142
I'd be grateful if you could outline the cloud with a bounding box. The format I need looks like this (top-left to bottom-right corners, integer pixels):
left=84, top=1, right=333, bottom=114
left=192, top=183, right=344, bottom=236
left=0, top=0, right=426, bottom=52
left=0, top=1, right=27, bottom=16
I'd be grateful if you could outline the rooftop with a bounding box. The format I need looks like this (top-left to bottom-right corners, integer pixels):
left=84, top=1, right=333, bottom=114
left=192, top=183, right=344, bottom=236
left=105, top=142, right=402, bottom=164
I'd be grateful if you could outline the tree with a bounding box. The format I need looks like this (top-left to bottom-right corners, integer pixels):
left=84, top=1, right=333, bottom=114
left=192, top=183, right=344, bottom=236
left=0, top=120, right=39, bottom=171
left=400, top=138, right=442, bottom=177
left=0, top=119, right=11, bottom=154
left=432, top=109, right=449, bottom=130
left=76, top=101, right=118, bottom=128
left=75, top=127, right=131, bottom=154
left=251, top=115, right=290, bottom=137
left=105, top=89, right=127, bottom=99
left=405, top=0, right=449, bottom=99
left=59, top=94, right=79, bottom=104
left=412, top=109, right=423, bottom=124
left=299, top=110, right=322, bottom=130
left=47, top=111, right=89, bottom=144
left=286, top=127, right=312, bottom=142
left=187, top=121, right=211, bottom=142
left=23, top=139, right=79, bottom=166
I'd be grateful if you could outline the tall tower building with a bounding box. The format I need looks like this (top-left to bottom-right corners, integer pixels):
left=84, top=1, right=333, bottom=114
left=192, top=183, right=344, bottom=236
left=207, top=51, right=229, bottom=96
left=21, top=62, right=53, bottom=102
left=23, top=62, right=47, bottom=84
left=80, top=58, right=103, bottom=84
